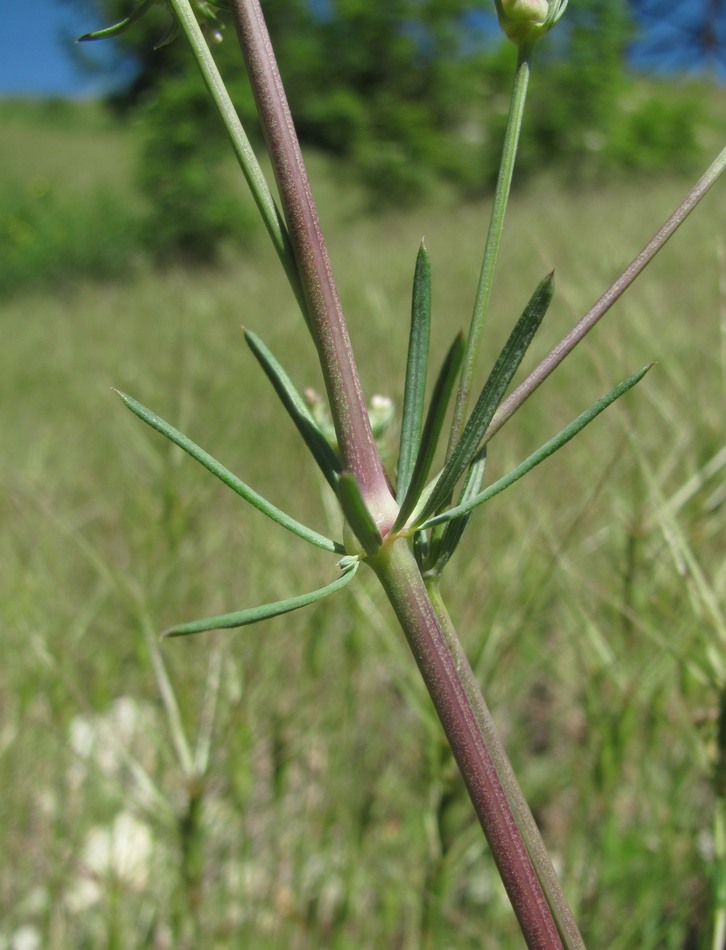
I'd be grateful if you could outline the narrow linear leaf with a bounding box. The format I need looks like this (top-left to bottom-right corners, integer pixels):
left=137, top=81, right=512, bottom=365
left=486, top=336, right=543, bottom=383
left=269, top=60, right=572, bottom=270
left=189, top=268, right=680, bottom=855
left=397, top=242, right=432, bottom=503
left=163, top=559, right=360, bottom=637
left=78, top=0, right=156, bottom=41
left=421, top=364, right=652, bottom=530
left=393, top=332, right=465, bottom=532
left=430, top=450, right=487, bottom=573
left=115, top=389, right=344, bottom=554
left=337, top=472, right=382, bottom=556
left=244, top=330, right=340, bottom=490
left=421, top=273, right=554, bottom=521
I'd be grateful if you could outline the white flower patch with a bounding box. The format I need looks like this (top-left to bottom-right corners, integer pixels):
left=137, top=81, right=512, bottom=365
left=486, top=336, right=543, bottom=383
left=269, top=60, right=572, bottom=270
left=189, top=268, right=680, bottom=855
left=65, top=811, right=153, bottom=913
left=67, top=696, right=160, bottom=810
left=0, top=925, right=42, bottom=950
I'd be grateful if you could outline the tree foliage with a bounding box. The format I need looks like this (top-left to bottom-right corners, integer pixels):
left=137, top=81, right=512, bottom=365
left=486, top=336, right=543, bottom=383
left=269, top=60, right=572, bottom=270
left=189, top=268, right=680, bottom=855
left=64, top=0, right=705, bottom=255
left=505, top=0, right=703, bottom=182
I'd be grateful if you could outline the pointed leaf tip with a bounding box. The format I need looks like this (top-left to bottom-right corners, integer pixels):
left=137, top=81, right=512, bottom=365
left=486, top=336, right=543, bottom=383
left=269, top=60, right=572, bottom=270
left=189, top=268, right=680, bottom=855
left=77, top=0, right=156, bottom=42
left=117, top=388, right=343, bottom=553
left=162, top=559, right=360, bottom=638
left=422, top=363, right=651, bottom=531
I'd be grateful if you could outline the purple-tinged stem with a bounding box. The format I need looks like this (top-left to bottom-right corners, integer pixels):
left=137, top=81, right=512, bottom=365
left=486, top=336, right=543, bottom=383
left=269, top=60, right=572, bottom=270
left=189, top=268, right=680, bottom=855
left=370, top=539, right=564, bottom=949
left=228, top=0, right=397, bottom=532
left=425, top=577, right=585, bottom=950
left=486, top=145, right=726, bottom=441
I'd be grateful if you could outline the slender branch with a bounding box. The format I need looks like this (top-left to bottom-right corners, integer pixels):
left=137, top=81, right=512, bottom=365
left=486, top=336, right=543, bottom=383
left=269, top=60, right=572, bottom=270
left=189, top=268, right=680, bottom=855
left=166, top=0, right=304, bottom=311
left=227, top=0, right=397, bottom=530
left=485, top=144, right=726, bottom=441
left=370, top=539, right=565, bottom=949
left=448, top=45, right=532, bottom=456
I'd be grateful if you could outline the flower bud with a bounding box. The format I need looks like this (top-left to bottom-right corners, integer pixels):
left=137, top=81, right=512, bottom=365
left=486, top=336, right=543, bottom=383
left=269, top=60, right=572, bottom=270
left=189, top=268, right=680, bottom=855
left=494, top=0, right=567, bottom=48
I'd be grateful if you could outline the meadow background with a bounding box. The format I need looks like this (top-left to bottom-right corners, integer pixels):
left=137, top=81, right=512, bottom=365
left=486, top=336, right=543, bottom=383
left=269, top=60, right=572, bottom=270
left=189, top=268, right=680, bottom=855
left=2, top=10, right=726, bottom=947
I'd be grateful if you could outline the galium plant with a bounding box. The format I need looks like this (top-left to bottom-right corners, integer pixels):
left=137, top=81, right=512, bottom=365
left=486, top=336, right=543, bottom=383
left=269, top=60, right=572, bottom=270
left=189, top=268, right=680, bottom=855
left=82, top=0, right=726, bottom=945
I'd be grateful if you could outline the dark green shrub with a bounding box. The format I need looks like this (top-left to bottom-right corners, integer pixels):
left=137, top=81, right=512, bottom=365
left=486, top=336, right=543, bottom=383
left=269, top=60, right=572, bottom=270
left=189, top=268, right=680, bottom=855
left=0, top=179, right=142, bottom=296
left=604, top=89, right=703, bottom=175
left=481, top=0, right=702, bottom=186
left=66, top=0, right=708, bottom=212
left=136, top=72, right=256, bottom=261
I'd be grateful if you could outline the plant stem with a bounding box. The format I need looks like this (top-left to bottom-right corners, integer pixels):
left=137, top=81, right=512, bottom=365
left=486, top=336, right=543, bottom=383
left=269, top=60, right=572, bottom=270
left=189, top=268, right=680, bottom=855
left=175, top=4, right=587, bottom=943
left=228, top=0, right=397, bottom=530
left=167, top=0, right=304, bottom=311
left=425, top=576, right=585, bottom=950
left=448, top=44, right=532, bottom=457
left=485, top=144, right=726, bottom=441
left=370, top=538, right=565, bottom=949
left=714, top=795, right=726, bottom=950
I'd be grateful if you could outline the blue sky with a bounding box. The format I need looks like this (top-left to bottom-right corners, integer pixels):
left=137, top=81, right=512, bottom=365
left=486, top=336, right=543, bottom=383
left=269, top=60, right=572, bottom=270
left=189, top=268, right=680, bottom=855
left=629, top=0, right=726, bottom=78
left=0, top=0, right=112, bottom=97
left=0, top=1, right=724, bottom=97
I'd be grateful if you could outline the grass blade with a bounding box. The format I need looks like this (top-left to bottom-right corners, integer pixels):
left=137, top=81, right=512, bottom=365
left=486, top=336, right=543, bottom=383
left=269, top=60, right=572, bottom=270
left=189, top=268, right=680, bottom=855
left=163, top=558, right=360, bottom=637
left=397, top=242, right=432, bottom=503
left=393, top=332, right=466, bottom=532
left=422, top=364, right=652, bottom=530
left=115, top=389, right=344, bottom=554
left=421, top=273, right=554, bottom=521
left=244, top=329, right=341, bottom=490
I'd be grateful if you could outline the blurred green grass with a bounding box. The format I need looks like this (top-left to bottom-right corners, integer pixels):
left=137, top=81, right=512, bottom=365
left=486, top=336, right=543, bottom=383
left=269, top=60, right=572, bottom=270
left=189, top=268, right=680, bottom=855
left=1, top=98, right=725, bottom=947
left=0, top=100, right=145, bottom=295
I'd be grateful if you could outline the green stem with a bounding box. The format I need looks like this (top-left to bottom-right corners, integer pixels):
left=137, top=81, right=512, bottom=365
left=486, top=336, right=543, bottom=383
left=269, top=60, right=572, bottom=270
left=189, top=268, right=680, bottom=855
left=425, top=576, right=585, bottom=950
left=167, top=0, right=305, bottom=314
left=227, top=0, right=397, bottom=531
left=178, top=774, right=205, bottom=939
left=714, top=796, right=726, bottom=950
left=370, top=539, right=565, bottom=949
left=448, top=44, right=532, bottom=456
